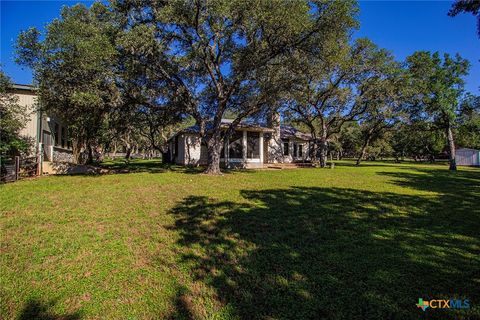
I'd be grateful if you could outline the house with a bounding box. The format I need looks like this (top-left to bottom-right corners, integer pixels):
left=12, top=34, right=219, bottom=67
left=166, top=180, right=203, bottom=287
left=167, top=118, right=313, bottom=169
left=456, top=148, right=480, bottom=166
left=9, top=84, right=74, bottom=173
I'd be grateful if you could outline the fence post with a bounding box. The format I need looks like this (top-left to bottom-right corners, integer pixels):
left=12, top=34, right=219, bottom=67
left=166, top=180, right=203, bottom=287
left=37, top=154, right=41, bottom=176
left=15, top=156, right=20, bottom=181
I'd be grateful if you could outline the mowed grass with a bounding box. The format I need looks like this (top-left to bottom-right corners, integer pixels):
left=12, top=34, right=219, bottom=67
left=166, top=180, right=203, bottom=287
left=1, top=160, right=479, bottom=320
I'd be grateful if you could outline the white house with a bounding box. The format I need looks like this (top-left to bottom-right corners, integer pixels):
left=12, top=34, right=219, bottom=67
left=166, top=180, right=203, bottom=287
left=455, top=148, right=480, bottom=166
left=167, top=119, right=313, bottom=169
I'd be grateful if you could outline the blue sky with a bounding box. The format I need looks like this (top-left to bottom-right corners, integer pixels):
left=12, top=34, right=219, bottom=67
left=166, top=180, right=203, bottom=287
left=1, top=0, right=479, bottom=94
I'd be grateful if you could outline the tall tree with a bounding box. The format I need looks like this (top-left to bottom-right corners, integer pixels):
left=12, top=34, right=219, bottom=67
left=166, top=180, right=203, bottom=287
left=456, top=93, right=480, bottom=149
left=355, top=60, right=406, bottom=165
left=113, top=0, right=358, bottom=174
left=0, top=70, right=32, bottom=157
left=406, top=51, right=470, bottom=170
left=16, top=3, right=120, bottom=164
left=390, top=121, right=445, bottom=162
left=286, top=38, right=395, bottom=167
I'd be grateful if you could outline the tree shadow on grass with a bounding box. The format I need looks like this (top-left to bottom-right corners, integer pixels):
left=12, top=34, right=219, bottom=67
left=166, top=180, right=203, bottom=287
left=90, top=159, right=257, bottom=176
left=18, top=298, right=81, bottom=320
left=378, top=167, right=480, bottom=215
left=168, top=171, right=479, bottom=319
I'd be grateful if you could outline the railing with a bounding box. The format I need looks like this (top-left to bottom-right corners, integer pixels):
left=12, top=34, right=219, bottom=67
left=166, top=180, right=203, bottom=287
left=0, top=155, right=40, bottom=183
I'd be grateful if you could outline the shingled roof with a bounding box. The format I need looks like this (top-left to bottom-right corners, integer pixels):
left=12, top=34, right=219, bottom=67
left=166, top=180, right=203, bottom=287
left=280, top=125, right=312, bottom=141
left=181, top=119, right=274, bottom=134
left=176, top=119, right=312, bottom=140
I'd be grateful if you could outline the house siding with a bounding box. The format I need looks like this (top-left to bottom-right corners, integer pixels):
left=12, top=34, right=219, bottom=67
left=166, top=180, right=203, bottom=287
left=168, top=122, right=311, bottom=169
left=16, top=91, right=39, bottom=143
left=456, top=148, right=480, bottom=166
left=11, top=87, right=74, bottom=170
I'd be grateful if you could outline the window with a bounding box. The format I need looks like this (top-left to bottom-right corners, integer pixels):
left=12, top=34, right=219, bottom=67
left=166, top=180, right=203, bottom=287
left=283, top=139, right=289, bottom=156
left=54, top=123, right=59, bottom=146
left=247, top=132, right=260, bottom=159
left=229, top=131, right=243, bottom=158
left=293, top=143, right=297, bottom=157
left=299, top=144, right=303, bottom=157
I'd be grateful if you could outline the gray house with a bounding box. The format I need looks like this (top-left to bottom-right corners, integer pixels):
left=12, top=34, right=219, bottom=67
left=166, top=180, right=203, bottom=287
left=10, top=84, right=74, bottom=173
left=167, top=119, right=312, bottom=169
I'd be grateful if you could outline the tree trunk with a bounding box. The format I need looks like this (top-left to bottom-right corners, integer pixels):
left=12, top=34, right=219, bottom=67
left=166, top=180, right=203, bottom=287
left=318, top=122, right=328, bottom=168
left=125, top=142, right=132, bottom=161
left=310, top=140, right=318, bottom=162
left=356, top=136, right=371, bottom=166
left=204, top=137, right=222, bottom=175
left=112, top=142, right=117, bottom=158
left=446, top=124, right=457, bottom=171
left=318, top=140, right=327, bottom=168
left=86, top=144, right=94, bottom=164
left=72, top=138, right=84, bottom=164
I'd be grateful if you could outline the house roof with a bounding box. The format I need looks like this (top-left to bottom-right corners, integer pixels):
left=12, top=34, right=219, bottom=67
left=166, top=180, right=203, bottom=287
left=280, top=125, right=312, bottom=141
left=176, top=119, right=312, bottom=141
left=181, top=119, right=275, bottom=135
left=11, top=84, right=37, bottom=92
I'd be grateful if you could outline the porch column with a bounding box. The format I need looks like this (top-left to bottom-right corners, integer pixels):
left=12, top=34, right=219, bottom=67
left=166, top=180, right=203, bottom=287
left=259, top=132, right=264, bottom=163
left=289, top=139, right=293, bottom=160
left=242, top=130, right=247, bottom=163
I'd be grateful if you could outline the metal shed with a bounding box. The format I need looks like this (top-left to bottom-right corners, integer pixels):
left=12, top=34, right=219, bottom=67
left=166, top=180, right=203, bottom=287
left=455, top=148, right=480, bottom=166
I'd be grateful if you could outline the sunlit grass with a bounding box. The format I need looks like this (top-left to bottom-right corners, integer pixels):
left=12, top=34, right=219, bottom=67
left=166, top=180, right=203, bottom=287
left=1, top=160, right=479, bottom=319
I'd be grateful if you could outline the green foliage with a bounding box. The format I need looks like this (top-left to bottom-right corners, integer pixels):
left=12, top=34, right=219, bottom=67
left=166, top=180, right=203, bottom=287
left=406, top=51, right=470, bottom=125
left=113, top=0, right=359, bottom=172
left=406, top=51, right=470, bottom=169
left=0, top=70, right=32, bottom=156
left=390, top=122, right=445, bottom=161
left=16, top=2, right=119, bottom=163
left=286, top=37, right=403, bottom=166
left=456, top=93, right=480, bottom=149
left=448, top=0, right=480, bottom=36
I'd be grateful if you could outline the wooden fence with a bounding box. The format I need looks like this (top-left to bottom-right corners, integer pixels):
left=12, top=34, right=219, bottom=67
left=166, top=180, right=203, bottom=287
left=1, top=156, right=41, bottom=183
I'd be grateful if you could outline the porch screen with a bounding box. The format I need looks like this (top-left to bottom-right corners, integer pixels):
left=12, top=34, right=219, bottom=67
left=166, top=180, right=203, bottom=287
left=282, top=139, right=289, bottom=155
left=247, top=132, right=260, bottom=159
left=229, top=132, right=243, bottom=158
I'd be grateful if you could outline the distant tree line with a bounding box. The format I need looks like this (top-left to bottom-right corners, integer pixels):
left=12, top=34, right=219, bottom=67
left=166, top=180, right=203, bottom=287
left=7, top=0, right=478, bottom=173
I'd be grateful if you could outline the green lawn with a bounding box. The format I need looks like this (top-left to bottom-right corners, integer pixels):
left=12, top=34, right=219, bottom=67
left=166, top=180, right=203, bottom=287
left=1, top=160, right=479, bottom=319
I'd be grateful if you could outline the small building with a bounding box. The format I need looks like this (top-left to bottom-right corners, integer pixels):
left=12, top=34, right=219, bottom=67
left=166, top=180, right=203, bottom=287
left=167, top=119, right=313, bottom=169
left=455, top=148, right=480, bottom=167
left=9, top=84, right=74, bottom=172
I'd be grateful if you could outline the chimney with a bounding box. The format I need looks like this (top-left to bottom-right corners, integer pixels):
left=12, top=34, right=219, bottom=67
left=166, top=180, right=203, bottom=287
left=267, top=110, right=283, bottom=163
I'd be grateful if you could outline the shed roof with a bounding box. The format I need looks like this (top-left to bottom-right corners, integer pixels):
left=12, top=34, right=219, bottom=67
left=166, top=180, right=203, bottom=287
left=456, top=148, right=480, bottom=152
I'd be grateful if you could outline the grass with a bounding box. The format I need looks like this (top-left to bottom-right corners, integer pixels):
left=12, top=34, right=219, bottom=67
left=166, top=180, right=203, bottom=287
left=1, top=160, right=479, bottom=320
